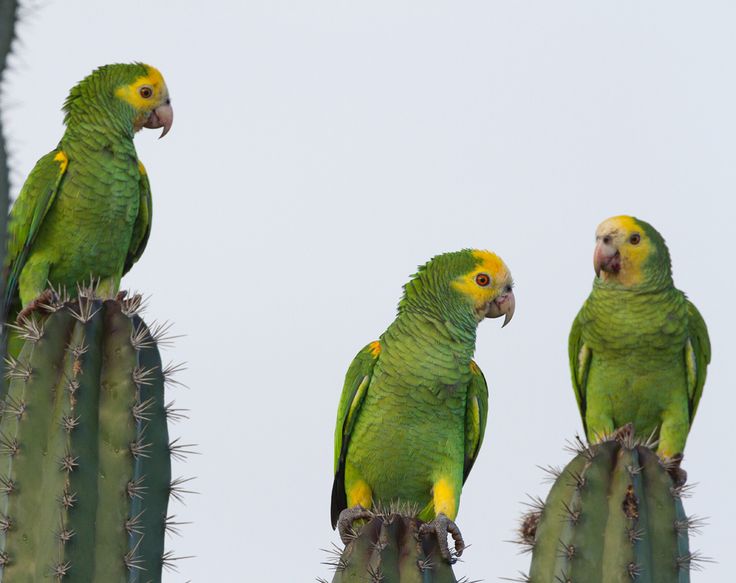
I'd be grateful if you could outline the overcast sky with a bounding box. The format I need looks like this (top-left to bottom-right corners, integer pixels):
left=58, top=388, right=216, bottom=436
left=4, top=1, right=735, bottom=581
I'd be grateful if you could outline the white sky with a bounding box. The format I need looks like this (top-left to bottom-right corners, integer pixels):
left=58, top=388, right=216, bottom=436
left=4, top=1, right=735, bottom=581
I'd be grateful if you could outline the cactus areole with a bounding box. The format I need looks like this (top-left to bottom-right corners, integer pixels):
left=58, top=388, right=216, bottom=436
left=519, top=429, right=701, bottom=583
left=0, top=296, right=176, bottom=582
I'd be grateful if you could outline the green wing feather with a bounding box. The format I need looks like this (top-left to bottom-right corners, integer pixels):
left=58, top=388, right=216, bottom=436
left=684, top=299, right=710, bottom=421
left=330, top=341, right=380, bottom=528
left=568, top=309, right=591, bottom=435
left=3, top=149, right=67, bottom=319
left=123, top=162, right=152, bottom=275
left=463, top=362, right=488, bottom=482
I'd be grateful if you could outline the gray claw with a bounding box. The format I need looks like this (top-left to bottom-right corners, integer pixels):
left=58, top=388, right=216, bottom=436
left=420, top=512, right=465, bottom=563
left=337, top=505, right=373, bottom=544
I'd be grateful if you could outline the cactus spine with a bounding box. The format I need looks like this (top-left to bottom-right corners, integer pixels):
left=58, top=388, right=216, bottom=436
left=325, top=512, right=462, bottom=583
left=517, top=430, right=699, bottom=583
left=0, top=295, right=175, bottom=582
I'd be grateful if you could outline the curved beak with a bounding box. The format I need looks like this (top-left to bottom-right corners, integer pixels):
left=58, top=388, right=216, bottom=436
left=486, top=290, right=515, bottom=327
left=594, top=240, right=620, bottom=277
left=144, top=100, right=173, bottom=138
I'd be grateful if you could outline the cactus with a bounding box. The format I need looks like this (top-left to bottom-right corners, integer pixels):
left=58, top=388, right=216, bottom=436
left=0, top=292, right=185, bottom=582
left=0, top=0, right=18, bottom=385
left=322, top=509, right=470, bottom=583
left=514, top=427, right=703, bottom=583
left=0, top=0, right=17, bottom=239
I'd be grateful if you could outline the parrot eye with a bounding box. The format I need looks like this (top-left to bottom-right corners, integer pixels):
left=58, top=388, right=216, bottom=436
left=475, top=273, right=491, bottom=287
left=629, top=233, right=641, bottom=245
left=139, top=86, right=154, bottom=99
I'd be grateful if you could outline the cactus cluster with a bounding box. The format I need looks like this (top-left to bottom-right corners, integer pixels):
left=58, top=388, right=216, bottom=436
left=0, top=293, right=188, bottom=582
left=322, top=509, right=475, bottom=583
left=514, top=427, right=703, bottom=583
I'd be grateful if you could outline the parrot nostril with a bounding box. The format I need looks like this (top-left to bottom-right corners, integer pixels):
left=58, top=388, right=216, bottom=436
left=603, top=236, right=612, bottom=245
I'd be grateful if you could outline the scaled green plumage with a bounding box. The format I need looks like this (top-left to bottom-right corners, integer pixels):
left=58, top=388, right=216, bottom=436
left=2, top=63, right=173, bottom=322
left=331, top=249, right=515, bottom=559
left=569, top=215, right=710, bottom=463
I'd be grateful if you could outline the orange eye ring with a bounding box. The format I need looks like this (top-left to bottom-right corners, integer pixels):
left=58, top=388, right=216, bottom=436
left=475, top=273, right=491, bottom=287
left=629, top=233, right=641, bottom=245
left=139, top=86, right=154, bottom=99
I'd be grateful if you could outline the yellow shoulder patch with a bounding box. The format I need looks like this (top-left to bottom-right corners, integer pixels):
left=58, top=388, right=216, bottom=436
left=368, top=341, right=381, bottom=358
left=469, top=360, right=481, bottom=375
left=137, top=160, right=147, bottom=176
left=54, top=151, right=69, bottom=173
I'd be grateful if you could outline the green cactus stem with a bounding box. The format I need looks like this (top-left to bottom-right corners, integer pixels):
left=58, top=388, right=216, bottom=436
left=0, top=293, right=186, bottom=582
left=515, top=426, right=704, bottom=583
left=0, top=0, right=17, bottom=234
left=324, top=509, right=471, bottom=583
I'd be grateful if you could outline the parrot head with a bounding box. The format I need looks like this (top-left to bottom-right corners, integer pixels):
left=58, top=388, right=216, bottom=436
left=400, top=249, right=515, bottom=327
left=63, top=63, right=173, bottom=138
left=593, top=215, right=672, bottom=289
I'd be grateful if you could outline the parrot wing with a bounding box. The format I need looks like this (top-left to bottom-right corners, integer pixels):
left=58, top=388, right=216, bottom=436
left=123, top=161, right=152, bottom=275
left=684, top=299, right=710, bottom=421
left=330, top=341, right=380, bottom=528
left=463, top=360, right=489, bottom=483
left=568, top=309, right=591, bottom=435
left=3, top=150, right=68, bottom=319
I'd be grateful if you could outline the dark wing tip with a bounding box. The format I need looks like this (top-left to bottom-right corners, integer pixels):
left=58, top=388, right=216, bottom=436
left=330, top=464, right=347, bottom=529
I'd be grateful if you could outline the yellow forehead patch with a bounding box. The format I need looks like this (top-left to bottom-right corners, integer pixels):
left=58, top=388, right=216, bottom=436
left=115, top=65, right=167, bottom=111
left=451, top=250, right=510, bottom=306
left=596, top=215, right=651, bottom=286
left=596, top=215, right=640, bottom=237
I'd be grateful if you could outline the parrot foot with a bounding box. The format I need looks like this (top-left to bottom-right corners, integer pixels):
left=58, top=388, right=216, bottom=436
left=17, top=289, right=56, bottom=322
left=420, top=513, right=465, bottom=564
left=662, top=453, right=687, bottom=487
left=337, top=505, right=374, bottom=545
left=610, top=423, right=635, bottom=447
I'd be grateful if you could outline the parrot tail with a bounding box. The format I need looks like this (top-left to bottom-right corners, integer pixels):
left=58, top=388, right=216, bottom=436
left=330, top=464, right=347, bottom=529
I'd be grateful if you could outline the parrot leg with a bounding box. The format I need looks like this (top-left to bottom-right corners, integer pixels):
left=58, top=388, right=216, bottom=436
left=95, top=275, right=120, bottom=299
left=420, top=477, right=464, bottom=562
left=658, top=402, right=689, bottom=486
left=661, top=453, right=687, bottom=487
left=17, top=258, right=51, bottom=311
left=16, top=289, right=55, bottom=322
left=585, top=413, right=615, bottom=444
left=336, top=506, right=374, bottom=544
left=420, top=513, right=465, bottom=563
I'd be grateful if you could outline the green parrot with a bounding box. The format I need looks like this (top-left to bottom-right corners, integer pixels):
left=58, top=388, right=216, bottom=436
left=569, top=215, right=710, bottom=478
left=2, top=62, right=173, bottom=323
left=331, top=249, right=515, bottom=560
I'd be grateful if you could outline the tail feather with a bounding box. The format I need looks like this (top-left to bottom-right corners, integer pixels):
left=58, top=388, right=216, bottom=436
left=330, top=464, right=347, bottom=529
